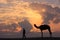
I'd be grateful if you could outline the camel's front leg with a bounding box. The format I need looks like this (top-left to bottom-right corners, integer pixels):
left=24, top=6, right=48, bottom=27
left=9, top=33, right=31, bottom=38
left=41, top=30, right=43, bottom=38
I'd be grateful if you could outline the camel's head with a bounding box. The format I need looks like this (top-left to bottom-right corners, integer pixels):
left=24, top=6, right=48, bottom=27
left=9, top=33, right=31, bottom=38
left=34, top=24, right=36, bottom=27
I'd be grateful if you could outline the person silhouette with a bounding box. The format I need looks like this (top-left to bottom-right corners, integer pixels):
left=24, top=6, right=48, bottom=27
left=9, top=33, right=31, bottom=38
left=22, top=28, right=26, bottom=38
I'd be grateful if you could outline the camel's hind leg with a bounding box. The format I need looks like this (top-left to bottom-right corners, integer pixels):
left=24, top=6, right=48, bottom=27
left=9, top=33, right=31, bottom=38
left=48, top=28, right=52, bottom=37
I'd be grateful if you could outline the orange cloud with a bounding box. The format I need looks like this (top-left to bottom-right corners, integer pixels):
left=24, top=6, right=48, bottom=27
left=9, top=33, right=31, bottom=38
left=0, top=0, right=60, bottom=33
left=0, top=1, right=44, bottom=32
left=49, top=20, right=60, bottom=32
left=14, top=27, right=22, bottom=32
left=0, top=0, right=7, bottom=3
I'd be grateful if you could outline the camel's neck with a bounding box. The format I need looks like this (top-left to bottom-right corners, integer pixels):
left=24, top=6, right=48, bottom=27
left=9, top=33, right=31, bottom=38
left=34, top=24, right=39, bottom=29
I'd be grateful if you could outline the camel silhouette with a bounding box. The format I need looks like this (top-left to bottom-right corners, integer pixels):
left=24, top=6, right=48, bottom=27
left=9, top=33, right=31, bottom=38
left=34, top=24, right=52, bottom=38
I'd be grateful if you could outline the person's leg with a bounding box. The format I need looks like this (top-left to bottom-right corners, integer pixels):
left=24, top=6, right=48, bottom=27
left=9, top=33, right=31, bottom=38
left=25, top=36, right=26, bottom=38
left=23, top=34, right=25, bottom=38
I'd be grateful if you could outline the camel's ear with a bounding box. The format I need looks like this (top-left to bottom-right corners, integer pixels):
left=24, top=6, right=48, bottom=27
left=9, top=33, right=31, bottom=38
left=34, top=24, right=36, bottom=26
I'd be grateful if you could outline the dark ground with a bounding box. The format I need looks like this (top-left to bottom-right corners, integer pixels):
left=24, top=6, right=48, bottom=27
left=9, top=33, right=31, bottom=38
left=0, top=37, right=60, bottom=40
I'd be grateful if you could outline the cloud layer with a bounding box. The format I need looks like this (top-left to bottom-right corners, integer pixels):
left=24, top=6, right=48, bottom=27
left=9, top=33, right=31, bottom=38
left=0, top=0, right=43, bottom=32
left=0, top=0, right=60, bottom=32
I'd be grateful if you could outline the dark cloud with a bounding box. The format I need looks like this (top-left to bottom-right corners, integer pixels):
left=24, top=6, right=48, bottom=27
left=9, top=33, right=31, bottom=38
left=0, top=3, right=14, bottom=8
left=0, top=4, right=15, bottom=14
left=0, top=23, right=19, bottom=32
left=30, top=3, right=60, bottom=24
left=18, top=19, right=32, bottom=32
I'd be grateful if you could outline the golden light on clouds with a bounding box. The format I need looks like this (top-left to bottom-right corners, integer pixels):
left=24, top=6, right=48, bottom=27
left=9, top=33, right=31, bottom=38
left=0, top=0, right=59, bottom=33
left=49, top=20, right=60, bottom=32
left=0, top=1, right=44, bottom=32
left=14, top=27, right=22, bottom=32
left=25, top=8, right=43, bottom=32
left=42, top=8, right=46, bottom=12
left=0, top=0, right=7, bottom=3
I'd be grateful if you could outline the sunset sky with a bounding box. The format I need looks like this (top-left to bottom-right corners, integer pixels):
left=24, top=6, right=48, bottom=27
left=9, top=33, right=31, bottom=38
left=0, top=0, right=60, bottom=38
